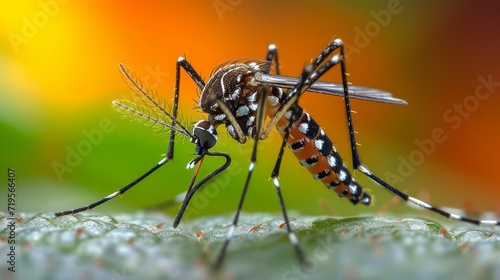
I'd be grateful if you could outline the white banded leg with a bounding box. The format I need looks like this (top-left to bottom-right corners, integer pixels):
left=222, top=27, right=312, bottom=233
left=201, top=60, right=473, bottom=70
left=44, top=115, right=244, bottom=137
left=357, top=165, right=500, bottom=226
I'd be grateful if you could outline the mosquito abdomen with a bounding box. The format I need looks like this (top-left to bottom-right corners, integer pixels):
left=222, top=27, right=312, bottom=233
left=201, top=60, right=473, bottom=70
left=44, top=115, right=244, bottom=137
left=273, top=104, right=371, bottom=205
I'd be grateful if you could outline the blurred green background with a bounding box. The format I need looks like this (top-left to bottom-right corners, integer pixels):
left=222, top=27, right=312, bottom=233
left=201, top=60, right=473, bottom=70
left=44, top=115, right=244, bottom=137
left=1, top=1, right=500, bottom=221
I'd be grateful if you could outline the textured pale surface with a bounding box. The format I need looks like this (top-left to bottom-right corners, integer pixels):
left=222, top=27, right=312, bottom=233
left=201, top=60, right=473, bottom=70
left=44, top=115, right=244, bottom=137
left=1, top=212, right=499, bottom=280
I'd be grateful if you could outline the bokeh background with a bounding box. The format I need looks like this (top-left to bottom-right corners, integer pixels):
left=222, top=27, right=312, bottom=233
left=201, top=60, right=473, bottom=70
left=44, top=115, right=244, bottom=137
left=1, top=1, right=500, bottom=221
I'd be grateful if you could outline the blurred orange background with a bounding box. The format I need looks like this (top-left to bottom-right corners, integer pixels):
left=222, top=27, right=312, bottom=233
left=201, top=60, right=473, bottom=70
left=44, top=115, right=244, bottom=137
left=1, top=1, right=500, bottom=220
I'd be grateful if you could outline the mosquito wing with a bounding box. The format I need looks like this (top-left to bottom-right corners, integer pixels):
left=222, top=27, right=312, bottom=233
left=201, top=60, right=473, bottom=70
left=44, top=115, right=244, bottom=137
left=255, top=73, right=407, bottom=105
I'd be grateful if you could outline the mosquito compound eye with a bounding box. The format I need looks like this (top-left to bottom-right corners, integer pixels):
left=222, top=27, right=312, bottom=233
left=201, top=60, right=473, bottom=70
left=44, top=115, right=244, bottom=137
left=193, top=120, right=218, bottom=151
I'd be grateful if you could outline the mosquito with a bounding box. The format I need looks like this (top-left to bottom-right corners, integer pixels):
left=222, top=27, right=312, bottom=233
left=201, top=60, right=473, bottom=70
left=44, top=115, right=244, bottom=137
left=55, top=38, right=500, bottom=270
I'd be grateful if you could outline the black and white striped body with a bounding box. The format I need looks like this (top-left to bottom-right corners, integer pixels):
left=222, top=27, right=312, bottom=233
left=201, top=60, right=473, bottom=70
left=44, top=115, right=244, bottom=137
left=271, top=103, right=371, bottom=205
left=199, top=60, right=370, bottom=205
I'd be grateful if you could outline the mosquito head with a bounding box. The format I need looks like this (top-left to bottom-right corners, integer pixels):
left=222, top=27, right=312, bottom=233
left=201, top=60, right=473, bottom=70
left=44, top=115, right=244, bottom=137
left=192, top=120, right=218, bottom=155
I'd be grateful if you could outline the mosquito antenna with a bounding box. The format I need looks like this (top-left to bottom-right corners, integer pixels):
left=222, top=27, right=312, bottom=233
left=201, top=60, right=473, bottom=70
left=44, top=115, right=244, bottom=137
left=112, top=100, right=192, bottom=138
left=118, top=63, right=193, bottom=136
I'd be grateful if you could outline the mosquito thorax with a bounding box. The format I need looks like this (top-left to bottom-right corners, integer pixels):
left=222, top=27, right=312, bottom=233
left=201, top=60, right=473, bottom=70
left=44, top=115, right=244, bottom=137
left=192, top=120, right=217, bottom=154
left=198, top=61, right=281, bottom=142
left=199, top=61, right=269, bottom=113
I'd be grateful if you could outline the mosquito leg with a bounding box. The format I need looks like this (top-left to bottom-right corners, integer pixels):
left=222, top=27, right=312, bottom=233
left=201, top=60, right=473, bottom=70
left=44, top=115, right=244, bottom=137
left=269, top=103, right=307, bottom=266
left=169, top=57, right=206, bottom=158
left=54, top=157, right=169, bottom=216
left=262, top=54, right=344, bottom=140
left=264, top=44, right=308, bottom=265
left=146, top=58, right=212, bottom=211
left=335, top=39, right=361, bottom=169
left=357, top=165, right=500, bottom=226
left=214, top=99, right=247, bottom=143
left=56, top=59, right=206, bottom=216
left=309, top=38, right=344, bottom=74
left=265, top=44, right=280, bottom=75
left=266, top=38, right=344, bottom=77
left=324, top=42, right=500, bottom=226
left=263, top=61, right=328, bottom=267
left=265, top=39, right=360, bottom=167
left=212, top=86, right=268, bottom=270
left=172, top=151, right=231, bottom=228
left=265, top=39, right=359, bottom=168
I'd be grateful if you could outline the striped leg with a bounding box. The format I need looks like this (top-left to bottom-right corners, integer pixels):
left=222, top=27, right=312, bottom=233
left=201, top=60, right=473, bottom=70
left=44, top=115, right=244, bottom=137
left=208, top=45, right=313, bottom=268
left=213, top=86, right=269, bottom=270
left=54, top=157, right=169, bottom=216
left=169, top=57, right=206, bottom=158
left=268, top=70, right=317, bottom=268
left=279, top=38, right=360, bottom=169
left=269, top=103, right=307, bottom=267
left=266, top=40, right=500, bottom=227
left=173, top=151, right=231, bottom=228
left=274, top=38, right=359, bottom=169
left=261, top=42, right=361, bottom=266
left=261, top=39, right=347, bottom=141
left=329, top=43, right=500, bottom=227
left=264, top=43, right=280, bottom=75
left=210, top=44, right=309, bottom=268
left=55, top=58, right=213, bottom=217
left=357, top=165, right=500, bottom=226
left=334, top=39, right=361, bottom=169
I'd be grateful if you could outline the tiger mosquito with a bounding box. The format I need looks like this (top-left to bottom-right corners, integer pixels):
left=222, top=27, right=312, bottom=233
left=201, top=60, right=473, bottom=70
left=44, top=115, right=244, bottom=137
left=55, top=38, right=500, bottom=270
